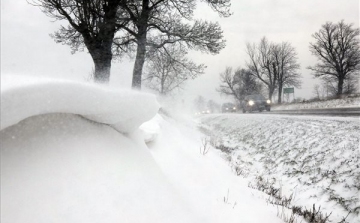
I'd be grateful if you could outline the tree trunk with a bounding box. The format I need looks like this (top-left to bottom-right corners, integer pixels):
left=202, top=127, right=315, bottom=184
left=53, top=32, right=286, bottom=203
left=79, top=2, right=117, bottom=84
left=87, top=39, right=113, bottom=83
left=337, top=76, right=344, bottom=97
left=132, top=1, right=150, bottom=90
left=132, top=39, right=146, bottom=89
left=268, top=86, right=276, bottom=101
left=160, top=74, right=165, bottom=95
left=278, top=83, right=283, bottom=104
left=93, top=55, right=112, bottom=83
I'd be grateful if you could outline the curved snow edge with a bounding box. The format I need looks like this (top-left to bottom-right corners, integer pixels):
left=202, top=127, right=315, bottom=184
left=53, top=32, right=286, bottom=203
left=1, top=75, right=160, bottom=133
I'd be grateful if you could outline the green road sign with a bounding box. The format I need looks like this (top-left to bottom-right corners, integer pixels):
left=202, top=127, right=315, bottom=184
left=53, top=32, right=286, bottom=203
left=283, top=88, right=294, bottom=94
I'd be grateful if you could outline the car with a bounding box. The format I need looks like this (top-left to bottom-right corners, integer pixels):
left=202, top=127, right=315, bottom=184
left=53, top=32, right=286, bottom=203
left=221, top=103, right=237, bottom=113
left=201, top=110, right=211, bottom=114
left=241, top=94, right=271, bottom=113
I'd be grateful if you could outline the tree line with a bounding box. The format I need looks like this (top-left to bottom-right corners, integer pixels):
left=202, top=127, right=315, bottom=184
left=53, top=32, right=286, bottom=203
left=30, top=0, right=231, bottom=89
left=219, top=20, right=359, bottom=104
left=30, top=1, right=359, bottom=101
left=219, top=37, right=301, bottom=104
left=193, top=96, right=221, bottom=113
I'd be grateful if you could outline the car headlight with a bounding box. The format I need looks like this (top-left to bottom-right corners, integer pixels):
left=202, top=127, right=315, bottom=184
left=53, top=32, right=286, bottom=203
left=248, top=100, right=254, bottom=106
left=233, top=107, right=236, bottom=110
left=226, top=108, right=228, bottom=110
left=207, top=110, right=210, bottom=113
left=267, top=100, right=271, bottom=104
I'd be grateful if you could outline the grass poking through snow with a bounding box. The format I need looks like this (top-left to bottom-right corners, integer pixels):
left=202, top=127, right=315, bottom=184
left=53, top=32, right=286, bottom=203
left=198, top=114, right=359, bottom=222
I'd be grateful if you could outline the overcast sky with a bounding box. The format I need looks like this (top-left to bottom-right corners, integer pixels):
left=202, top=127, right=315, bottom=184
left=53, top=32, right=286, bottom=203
left=1, top=0, right=359, bottom=105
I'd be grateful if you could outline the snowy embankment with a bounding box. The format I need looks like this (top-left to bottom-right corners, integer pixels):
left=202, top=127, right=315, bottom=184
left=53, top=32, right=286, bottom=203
left=146, top=112, right=288, bottom=223
left=1, top=75, right=285, bottom=223
left=1, top=75, right=197, bottom=223
left=272, top=96, right=360, bottom=110
left=198, top=114, right=360, bottom=222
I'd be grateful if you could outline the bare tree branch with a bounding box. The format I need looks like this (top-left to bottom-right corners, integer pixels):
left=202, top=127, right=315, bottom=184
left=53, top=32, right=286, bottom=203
left=218, top=67, right=262, bottom=103
left=143, top=45, right=205, bottom=95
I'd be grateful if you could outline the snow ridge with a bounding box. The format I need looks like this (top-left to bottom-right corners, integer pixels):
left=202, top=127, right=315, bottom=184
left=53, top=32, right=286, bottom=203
left=1, top=75, right=159, bottom=133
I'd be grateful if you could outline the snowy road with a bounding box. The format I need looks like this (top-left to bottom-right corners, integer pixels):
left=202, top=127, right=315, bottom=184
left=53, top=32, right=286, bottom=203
left=198, top=113, right=360, bottom=222
left=268, top=107, right=360, bottom=117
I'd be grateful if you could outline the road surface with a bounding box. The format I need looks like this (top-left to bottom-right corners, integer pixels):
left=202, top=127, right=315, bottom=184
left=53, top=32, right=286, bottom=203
left=267, top=107, right=360, bottom=117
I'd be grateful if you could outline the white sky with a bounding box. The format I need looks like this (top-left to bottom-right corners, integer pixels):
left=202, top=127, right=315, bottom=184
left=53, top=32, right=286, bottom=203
left=1, top=0, right=359, bottom=105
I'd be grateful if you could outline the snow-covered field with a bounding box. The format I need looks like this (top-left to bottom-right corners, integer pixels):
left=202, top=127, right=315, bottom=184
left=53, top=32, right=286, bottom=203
left=3, top=75, right=359, bottom=222
left=1, top=75, right=288, bottom=223
left=272, top=96, right=360, bottom=110
left=198, top=114, right=360, bottom=222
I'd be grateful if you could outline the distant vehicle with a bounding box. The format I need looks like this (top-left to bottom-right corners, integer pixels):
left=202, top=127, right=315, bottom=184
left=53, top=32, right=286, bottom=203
left=201, top=110, right=211, bottom=114
left=241, top=94, right=271, bottom=113
left=222, top=103, right=237, bottom=113
left=194, top=110, right=211, bottom=115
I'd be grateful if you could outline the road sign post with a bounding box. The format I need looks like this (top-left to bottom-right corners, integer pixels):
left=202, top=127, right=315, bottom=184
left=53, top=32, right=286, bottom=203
left=283, top=88, right=295, bottom=102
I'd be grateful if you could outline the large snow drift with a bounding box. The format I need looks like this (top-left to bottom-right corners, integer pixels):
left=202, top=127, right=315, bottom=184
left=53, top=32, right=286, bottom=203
left=1, top=113, right=199, bottom=223
left=1, top=75, right=159, bottom=133
left=0, top=75, right=200, bottom=223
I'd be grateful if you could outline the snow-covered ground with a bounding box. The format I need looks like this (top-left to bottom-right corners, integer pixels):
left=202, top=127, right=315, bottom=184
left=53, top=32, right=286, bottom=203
left=198, top=114, right=360, bottom=222
left=272, top=96, right=360, bottom=110
left=146, top=113, right=289, bottom=223
left=1, top=75, right=197, bottom=222
left=3, top=75, right=359, bottom=222
left=1, top=75, right=289, bottom=223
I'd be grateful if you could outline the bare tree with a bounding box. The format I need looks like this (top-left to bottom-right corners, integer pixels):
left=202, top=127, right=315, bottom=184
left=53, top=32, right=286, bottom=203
left=246, top=37, right=277, bottom=100
left=272, top=42, right=301, bottom=103
left=308, top=20, right=360, bottom=97
left=246, top=37, right=302, bottom=103
left=31, top=0, right=230, bottom=86
left=313, top=84, right=322, bottom=99
left=30, top=0, right=131, bottom=83
left=218, top=67, right=241, bottom=102
left=236, top=68, right=263, bottom=98
left=218, top=67, right=262, bottom=103
left=144, top=45, right=205, bottom=95
left=321, top=76, right=338, bottom=97
left=320, top=74, right=358, bottom=98
left=343, top=74, right=359, bottom=94
left=116, top=0, right=231, bottom=89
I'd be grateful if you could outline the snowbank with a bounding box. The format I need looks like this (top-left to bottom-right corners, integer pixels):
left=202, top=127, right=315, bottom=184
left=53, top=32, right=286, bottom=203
left=1, top=75, right=159, bottom=133
left=1, top=113, right=199, bottom=223
left=0, top=75, right=201, bottom=222
left=139, top=114, right=164, bottom=143
left=0, top=75, right=291, bottom=223
left=147, top=114, right=285, bottom=223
